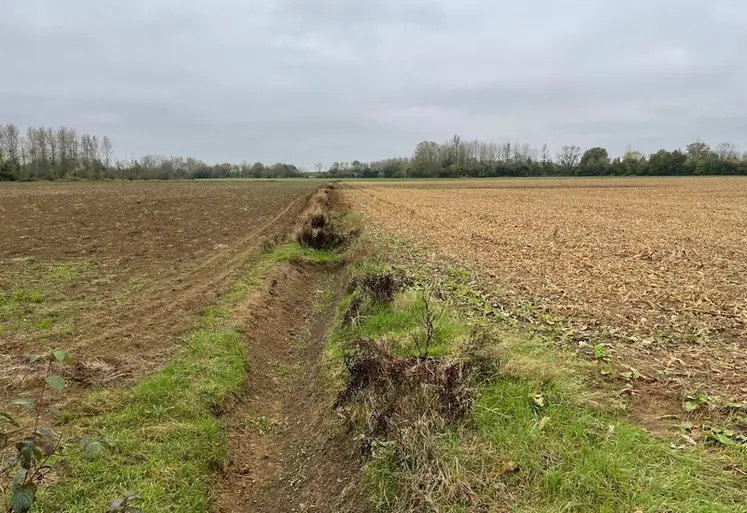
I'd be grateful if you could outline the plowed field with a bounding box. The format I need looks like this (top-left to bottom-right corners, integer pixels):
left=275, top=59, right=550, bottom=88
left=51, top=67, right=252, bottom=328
left=345, top=177, right=747, bottom=409
left=0, top=180, right=318, bottom=402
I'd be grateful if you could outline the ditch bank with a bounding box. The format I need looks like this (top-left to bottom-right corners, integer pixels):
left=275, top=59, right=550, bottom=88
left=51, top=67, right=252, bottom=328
left=211, top=184, right=369, bottom=513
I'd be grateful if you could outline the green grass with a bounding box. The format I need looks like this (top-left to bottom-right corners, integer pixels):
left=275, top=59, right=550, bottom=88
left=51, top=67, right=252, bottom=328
left=36, top=329, right=247, bottom=512
left=331, top=249, right=747, bottom=513
left=270, top=243, right=345, bottom=265
left=47, top=262, right=89, bottom=281
left=476, top=379, right=746, bottom=513
left=332, top=290, right=468, bottom=358
left=0, top=287, right=52, bottom=332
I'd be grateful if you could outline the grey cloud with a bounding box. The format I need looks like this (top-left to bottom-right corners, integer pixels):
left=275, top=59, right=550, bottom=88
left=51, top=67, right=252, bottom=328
left=2, top=0, right=746, bottom=166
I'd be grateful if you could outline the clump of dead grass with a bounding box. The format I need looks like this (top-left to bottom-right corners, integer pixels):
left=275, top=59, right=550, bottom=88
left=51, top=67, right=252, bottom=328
left=333, top=328, right=502, bottom=511
left=64, top=358, right=132, bottom=387
left=295, top=185, right=357, bottom=250
left=341, top=263, right=412, bottom=327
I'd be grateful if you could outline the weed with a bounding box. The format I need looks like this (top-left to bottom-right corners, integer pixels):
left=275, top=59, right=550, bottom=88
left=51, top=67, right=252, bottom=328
left=413, top=288, right=440, bottom=358
left=295, top=186, right=358, bottom=250
left=684, top=391, right=713, bottom=413
left=593, top=344, right=610, bottom=360
left=47, top=263, right=88, bottom=282
left=1, top=350, right=110, bottom=513
left=33, top=320, right=52, bottom=331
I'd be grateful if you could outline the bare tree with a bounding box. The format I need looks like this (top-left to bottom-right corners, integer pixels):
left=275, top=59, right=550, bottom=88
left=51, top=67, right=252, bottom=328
left=80, top=133, right=94, bottom=171
left=0, top=124, right=21, bottom=178
left=46, top=127, right=58, bottom=177
left=478, top=141, right=498, bottom=162
left=499, top=142, right=512, bottom=162
left=102, top=136, right=113, bottom=168
left=35, top=127, right=50, bottom=176
left=513, top=143, right=538, bottom=163
left=715, top=142, right=738, bottom=160
left=556, top=145, right=581, bottom=174
left=540, top=143, right=551, bottom=164
left=25, top=127, right=38, bottom=177
left=91, top=135, right=101, bottom=163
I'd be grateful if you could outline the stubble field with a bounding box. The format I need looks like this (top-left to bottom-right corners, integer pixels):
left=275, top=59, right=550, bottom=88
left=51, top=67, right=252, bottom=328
left=0, top=180, right=318, bottom=405
left=344, top=177, right=747, bottom=416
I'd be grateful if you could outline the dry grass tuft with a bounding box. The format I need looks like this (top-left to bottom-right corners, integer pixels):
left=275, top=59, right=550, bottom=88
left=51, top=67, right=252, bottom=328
left=65, top=358, right=132, bottom=387
left=295, top=185, right=357, bottom=250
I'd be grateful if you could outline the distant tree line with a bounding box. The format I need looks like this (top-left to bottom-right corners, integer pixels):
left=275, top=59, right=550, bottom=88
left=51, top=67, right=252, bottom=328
left=322, top=136, right=747, bottom=178
left=0, top=123, right=304, bottom=181
left=3, top=124, right=746, bottom=181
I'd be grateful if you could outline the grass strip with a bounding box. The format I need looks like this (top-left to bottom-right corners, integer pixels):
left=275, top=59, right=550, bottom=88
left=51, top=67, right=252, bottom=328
left=34, top=245, right=325, bottom=512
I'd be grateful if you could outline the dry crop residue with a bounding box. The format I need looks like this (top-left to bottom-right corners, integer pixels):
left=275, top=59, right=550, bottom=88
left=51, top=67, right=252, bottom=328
left=0, top=180, right=318, bottom=407
left=344, top=178, right=747, bottom=411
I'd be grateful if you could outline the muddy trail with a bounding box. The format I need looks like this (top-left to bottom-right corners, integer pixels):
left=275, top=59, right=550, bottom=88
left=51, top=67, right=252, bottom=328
left=212, top=259, right=368, bottom=513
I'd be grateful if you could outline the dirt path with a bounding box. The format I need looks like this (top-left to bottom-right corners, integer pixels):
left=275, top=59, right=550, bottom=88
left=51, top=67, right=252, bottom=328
left=212, top=261, right=369, bottom=513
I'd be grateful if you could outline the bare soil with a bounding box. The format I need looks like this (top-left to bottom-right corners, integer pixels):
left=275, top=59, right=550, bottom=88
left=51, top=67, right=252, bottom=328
left=211, top=255, right=368, bottom=513
left=1, top=180, right=318, bottom=407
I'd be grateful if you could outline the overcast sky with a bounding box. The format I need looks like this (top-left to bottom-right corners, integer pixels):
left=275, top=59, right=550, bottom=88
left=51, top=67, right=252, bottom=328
left=2, top=0, right=746, bottom=166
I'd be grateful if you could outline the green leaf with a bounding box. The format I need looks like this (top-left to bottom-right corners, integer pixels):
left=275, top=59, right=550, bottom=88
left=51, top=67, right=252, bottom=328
left=11, top=469, right=27, bottom=490
left=1, top=411, right=19, bottom=426
left=684, top=401, right=699, bottom=413
left=35, top=426, right=55, bottom=439
left=52, top=349, right=72, bottom=365
left=84, top=440, right=103, bottom=461
left=18, top=445, right=35, bottom=469
left=11, top=483, right=37, bottom=513
left=28, top=354, right=43, bottom=364
left=46, top=375, right=65, bottom=391
left=12, top=398, right=35, bottom=408
left=706, top=429, right=737, bottom=446
left=108, top=499, right=124, bottom=512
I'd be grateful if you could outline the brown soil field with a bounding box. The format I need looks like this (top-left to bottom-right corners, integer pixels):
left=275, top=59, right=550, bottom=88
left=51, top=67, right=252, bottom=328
left=344, top=177, right=747, bottom=415
left=0, top=180, right=319, bottom=405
